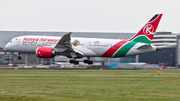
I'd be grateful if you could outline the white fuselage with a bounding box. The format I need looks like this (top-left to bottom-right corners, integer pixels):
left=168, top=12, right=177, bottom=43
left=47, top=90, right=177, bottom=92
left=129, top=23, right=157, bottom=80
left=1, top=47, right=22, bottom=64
left=5, top=35, right=157, bottom=58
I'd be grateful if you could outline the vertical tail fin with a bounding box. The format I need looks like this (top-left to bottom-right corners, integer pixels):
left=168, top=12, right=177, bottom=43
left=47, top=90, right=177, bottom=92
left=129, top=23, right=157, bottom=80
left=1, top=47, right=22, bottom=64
left=129, top=14, right=163, bottom=44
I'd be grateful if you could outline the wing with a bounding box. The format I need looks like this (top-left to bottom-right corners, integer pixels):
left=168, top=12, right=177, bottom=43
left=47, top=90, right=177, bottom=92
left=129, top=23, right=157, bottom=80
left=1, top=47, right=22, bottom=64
left=54, top=32, right=84, bottom=58
left=54, top=32, right=72, bottom=51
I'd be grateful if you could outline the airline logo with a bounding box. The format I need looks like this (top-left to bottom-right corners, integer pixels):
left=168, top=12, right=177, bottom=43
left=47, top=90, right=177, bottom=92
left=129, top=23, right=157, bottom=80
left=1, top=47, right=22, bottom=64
left=23, top=37, right=60, bottom=43
left=94, top=41, right=100, bottom=44
left=72, top=40, right=80, bottom=46
left=143, top=24, right=154, bottom=35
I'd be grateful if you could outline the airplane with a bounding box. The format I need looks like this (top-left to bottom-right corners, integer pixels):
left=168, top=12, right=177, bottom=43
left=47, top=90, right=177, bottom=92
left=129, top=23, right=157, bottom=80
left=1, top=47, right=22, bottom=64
left=5, top=14, right=163, bottom=65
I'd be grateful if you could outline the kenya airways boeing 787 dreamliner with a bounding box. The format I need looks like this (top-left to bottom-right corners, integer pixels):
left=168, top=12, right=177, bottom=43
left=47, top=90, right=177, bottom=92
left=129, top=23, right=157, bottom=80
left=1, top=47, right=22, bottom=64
left=5, top=14, right=163, bottom=65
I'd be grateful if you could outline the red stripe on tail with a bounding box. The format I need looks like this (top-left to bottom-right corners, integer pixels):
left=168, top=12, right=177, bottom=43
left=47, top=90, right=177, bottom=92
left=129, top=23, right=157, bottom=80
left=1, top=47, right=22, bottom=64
left=129, top=14, right=163, bottom=41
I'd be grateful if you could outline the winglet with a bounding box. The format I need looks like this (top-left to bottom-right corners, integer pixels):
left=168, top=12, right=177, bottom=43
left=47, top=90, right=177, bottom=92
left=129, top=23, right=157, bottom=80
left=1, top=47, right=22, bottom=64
left=55, top=32, right=72, bottom=48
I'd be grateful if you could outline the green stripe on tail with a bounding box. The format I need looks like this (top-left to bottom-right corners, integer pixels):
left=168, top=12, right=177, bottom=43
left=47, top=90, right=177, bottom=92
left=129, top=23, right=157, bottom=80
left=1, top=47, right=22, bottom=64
left=132, top=35, right=151, bottom=44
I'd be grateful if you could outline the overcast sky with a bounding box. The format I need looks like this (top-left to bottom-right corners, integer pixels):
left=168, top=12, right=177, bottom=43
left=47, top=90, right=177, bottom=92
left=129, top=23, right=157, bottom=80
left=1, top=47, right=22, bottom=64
left=0, top=0, right=180, bottom=33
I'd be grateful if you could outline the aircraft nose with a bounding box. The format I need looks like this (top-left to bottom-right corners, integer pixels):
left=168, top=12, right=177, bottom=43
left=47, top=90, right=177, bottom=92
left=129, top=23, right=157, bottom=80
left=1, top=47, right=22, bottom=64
left=5, top=43, right=11, bottom=50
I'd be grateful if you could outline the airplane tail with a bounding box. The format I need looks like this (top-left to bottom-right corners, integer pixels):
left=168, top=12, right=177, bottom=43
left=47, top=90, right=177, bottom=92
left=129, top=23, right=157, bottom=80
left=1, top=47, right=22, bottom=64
left=129, top=14, right=163, bottom=44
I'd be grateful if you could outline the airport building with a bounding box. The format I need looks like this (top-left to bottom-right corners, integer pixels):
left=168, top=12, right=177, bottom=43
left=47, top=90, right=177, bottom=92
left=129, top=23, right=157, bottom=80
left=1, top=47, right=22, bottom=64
left=0, top=31, right=178, bottom=67
left=139, top=32, right=177, bottom=66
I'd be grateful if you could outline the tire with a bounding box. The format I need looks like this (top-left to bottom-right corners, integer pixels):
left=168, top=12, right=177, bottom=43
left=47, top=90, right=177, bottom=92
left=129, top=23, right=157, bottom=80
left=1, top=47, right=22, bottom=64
left=88, top=61, right=93, bottom=65
left=83, top=60, right=88, bottom=63
left=74, top=61, right=79, bottom=65
left=69, top=60, right=74, bottom=63
left=17, top=56, right=21, bottom=60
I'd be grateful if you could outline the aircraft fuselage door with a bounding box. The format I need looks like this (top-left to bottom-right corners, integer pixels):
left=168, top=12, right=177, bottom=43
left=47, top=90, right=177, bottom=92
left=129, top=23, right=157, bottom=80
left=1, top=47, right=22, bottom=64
left=107, top=44, right=112, bottom=48
left=16, top=38, right=21, bottom=47
left=88, top=42, right=92, bottom=49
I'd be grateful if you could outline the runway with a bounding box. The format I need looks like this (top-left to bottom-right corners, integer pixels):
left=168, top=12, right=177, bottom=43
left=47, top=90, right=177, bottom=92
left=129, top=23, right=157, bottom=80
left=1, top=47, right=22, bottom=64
left=0, top=74, right=180, bottom=77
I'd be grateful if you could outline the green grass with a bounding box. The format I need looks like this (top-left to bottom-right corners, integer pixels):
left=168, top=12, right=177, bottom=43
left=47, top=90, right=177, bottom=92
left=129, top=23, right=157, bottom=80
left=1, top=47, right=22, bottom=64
left=0, top=70, right=180, bottom=101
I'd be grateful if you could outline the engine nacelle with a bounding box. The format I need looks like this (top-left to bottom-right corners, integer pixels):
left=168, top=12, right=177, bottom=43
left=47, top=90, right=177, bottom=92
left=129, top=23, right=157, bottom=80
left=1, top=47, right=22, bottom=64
left=36, top=47, right=56, bottom=58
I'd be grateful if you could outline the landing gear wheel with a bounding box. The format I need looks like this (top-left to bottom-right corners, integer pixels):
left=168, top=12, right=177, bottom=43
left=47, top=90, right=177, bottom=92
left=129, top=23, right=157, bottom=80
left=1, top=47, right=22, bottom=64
left=84, top=57, right=93, bottom=65
left=74, top=61, right=79, bottom=65
left=69, top=60, right=79, bottom=65
left=83, top=60, right=89, bottom=63
left=69, top=60, right=74, bottom=64
left=88, top=61, right=93, bottom=65
left=17, top=52, right=21, bottom=60
left=17, top=56, right=21, bottom=60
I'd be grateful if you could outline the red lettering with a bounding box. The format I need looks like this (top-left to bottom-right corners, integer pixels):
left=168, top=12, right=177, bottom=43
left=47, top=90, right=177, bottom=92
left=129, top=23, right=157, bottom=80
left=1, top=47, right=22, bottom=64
left=23, top=37, right=39, bottom=42
left=24, top=37, right=60, bottom=43
left=23, top=37, right=28, bottom=41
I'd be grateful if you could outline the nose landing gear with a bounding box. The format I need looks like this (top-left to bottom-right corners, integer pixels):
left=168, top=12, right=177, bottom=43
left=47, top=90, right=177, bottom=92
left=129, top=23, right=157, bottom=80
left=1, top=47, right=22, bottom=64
left=17, top=52, right=21, bottom=60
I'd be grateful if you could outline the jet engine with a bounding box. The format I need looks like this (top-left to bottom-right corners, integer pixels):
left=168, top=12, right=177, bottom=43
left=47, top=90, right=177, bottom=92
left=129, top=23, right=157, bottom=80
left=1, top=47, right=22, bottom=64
left=36, top=47, right=56, bottom=58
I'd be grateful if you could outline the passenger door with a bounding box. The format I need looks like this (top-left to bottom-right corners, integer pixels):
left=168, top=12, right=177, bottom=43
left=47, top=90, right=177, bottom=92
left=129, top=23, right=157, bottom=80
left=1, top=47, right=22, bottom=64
left=16, top=38, right=21, bottom=47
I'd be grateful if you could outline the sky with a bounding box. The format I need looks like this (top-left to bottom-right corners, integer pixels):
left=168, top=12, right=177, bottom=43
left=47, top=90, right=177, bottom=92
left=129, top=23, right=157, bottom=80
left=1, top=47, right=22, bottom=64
left=0, top=0, right=180, bottom=33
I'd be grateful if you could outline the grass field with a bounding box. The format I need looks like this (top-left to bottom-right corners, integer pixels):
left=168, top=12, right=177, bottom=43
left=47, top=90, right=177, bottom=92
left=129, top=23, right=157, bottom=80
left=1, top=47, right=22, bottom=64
left=0, top=70, right=180, bottom=101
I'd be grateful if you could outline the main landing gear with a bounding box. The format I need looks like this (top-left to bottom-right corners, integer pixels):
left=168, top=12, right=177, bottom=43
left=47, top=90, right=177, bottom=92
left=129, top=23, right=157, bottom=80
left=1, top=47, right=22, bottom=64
left=69, top=59, right=79, bottom=65
left=69, top=57, right=93, bottom=65
left=83, top=57, right=93, bottom=65
left=17, top=52, right=21, bottom=60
